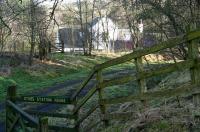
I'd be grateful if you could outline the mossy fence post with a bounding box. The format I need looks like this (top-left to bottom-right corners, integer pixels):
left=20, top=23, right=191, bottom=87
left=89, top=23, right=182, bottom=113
left=135, top=52, right=147, bottom=109
left=135, top=56, right=147, bottom=93
left=6, top=85, right=16, bottom=132
left=97, top=70, right=109, bottom=127
left=6, top=85, right=16, bottom=101
left=187, top=24, right=200, bottom=106
left=38, top=117, right=48, bottom=132
left=74, top=99, right=79, bottom=132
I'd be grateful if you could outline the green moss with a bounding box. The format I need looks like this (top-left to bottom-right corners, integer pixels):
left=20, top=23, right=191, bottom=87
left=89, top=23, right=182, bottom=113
left=0, top=77, right=17, bottom=100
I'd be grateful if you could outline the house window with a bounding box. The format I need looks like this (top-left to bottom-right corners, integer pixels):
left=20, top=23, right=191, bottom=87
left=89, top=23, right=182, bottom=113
left=79, top=32, right=84, bottom=37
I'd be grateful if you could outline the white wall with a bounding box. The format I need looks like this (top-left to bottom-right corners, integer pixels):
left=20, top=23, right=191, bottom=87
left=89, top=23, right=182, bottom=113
left=91, top=17, right=118, bottom=50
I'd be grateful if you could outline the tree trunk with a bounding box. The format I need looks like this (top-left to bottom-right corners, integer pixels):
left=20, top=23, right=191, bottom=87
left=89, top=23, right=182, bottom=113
left=78, top=0, right=86, bottom=55
left=29, top=0, right=36, bottom=65
left=48, top=41, right=51, bottom=53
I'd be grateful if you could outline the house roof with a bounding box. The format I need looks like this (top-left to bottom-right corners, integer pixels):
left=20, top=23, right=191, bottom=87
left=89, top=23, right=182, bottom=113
left=90, top=17, right=101, bottom=27
left=87, top=17, right=115, bottom=27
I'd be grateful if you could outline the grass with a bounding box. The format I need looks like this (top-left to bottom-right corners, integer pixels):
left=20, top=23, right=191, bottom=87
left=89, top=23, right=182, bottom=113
left=103, top=83, right=138, bottom=99
left=144, top=120, right=188, bottom=132
left=102, top=120, right=188, bottom=132
left=0, top=53, right=112, bottom=102
left=0, top=52, right=147, bottom=102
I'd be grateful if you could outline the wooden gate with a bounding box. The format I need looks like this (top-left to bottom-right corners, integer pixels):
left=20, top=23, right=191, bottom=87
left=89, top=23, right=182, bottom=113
left=6, top=86, right=77, bottom=132
left=6, top=86, right=48, bottom=132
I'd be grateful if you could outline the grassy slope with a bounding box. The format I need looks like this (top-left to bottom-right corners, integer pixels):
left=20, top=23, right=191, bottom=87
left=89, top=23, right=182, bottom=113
left=0, top=53, right=138, bottom=102
left=0, top=53, right=111, bottom=102
left=101, top=69, right=193, bottom=132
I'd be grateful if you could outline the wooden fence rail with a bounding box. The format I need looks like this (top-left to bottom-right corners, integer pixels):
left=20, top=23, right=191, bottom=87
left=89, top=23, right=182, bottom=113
left=14, top=95, right=71, bottom=104
left=25, top=110, right=75, bottom=119
left=101, top=59, right=195, bottom=88
left=6, top=100, right=39, bottom=126
left=71, top=70, right=96, bottom=100
left=101, top=83, right=199, bottom=104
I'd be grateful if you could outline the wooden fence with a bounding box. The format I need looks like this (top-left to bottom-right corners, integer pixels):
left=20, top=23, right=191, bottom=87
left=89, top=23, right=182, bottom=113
left=70, top=27, right=200, bottom=131
left=6, top=27, right=200, bottom=131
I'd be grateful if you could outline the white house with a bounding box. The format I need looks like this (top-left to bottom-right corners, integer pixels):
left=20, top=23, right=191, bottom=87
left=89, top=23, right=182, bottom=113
left=117, top=29, right=132, bottom=41
left=90, top=17, right=118, bottom=51
left=56, top=17, right=136, bottom=52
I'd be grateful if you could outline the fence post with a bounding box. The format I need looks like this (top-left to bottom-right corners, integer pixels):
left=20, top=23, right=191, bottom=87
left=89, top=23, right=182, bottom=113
left=7, top=85, right=16, bottom=101
left=39, top=117, right=48, bottom=132
left=135, top=54, right=147, bottom=109
left=74, top=109, right=80, bottom=132
left=96, top=70, right=109, bottom=127
left=187, top=24, right=200, bottom=106
left=135, top=56, right=147, bottom=93
left=73, top=97, right=80, bottom=132
left=6, top=85, right=17, bottom=132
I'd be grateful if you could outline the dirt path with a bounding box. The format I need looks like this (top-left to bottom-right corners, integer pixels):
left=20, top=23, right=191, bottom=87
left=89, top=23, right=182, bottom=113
left=0, top=69, right=134, bottom=131
left=0, top=79, right=82, bottom=111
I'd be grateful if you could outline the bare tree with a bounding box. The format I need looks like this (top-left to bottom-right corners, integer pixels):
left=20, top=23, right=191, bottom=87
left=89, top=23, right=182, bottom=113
left=77, top=0, right=87, bottom=55
left=28, top=0, right=36, bottom=65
